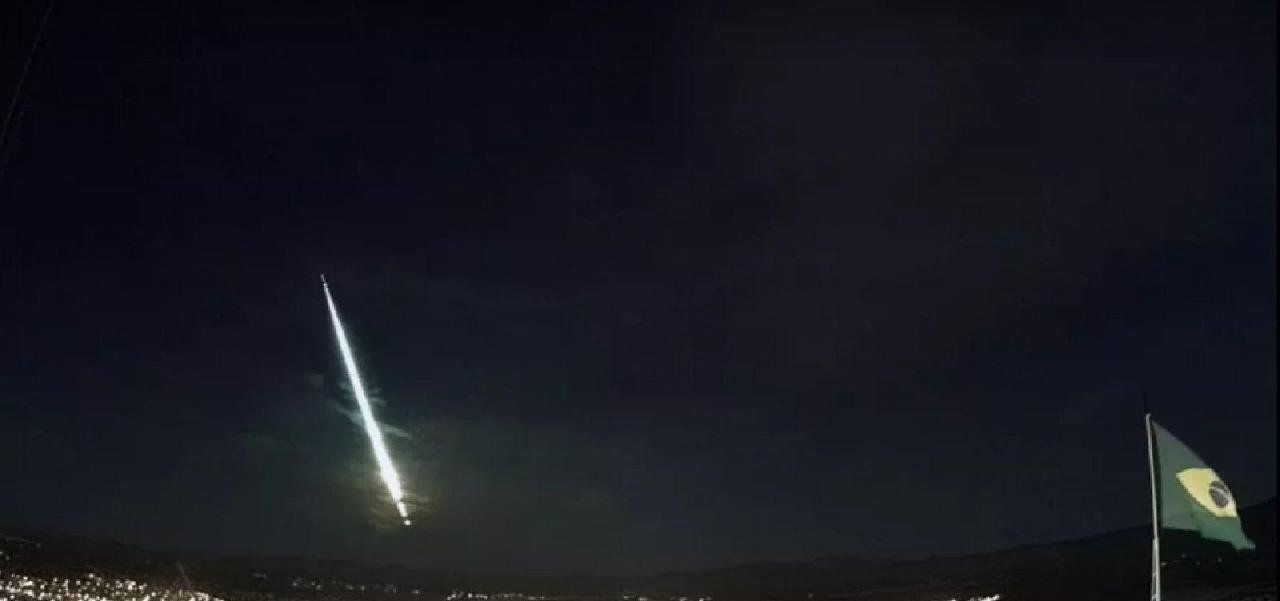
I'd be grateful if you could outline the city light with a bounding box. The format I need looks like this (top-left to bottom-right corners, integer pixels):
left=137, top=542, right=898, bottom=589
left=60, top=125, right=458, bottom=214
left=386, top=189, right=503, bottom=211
left=1, top=569, right=222, bottom=601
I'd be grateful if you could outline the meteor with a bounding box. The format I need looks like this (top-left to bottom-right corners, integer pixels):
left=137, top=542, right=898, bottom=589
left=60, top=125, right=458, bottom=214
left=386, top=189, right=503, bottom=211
left=321, top=275, right=412, bottom=526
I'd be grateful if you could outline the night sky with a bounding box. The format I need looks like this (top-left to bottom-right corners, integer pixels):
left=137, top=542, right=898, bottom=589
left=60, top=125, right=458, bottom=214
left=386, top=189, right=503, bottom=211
left=1, top=0, right=1275, bottom=574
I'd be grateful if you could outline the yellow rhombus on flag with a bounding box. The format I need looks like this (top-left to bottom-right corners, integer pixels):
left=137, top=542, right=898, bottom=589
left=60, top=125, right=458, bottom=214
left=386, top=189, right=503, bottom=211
left=1151, top=419, right=1255, bottom=550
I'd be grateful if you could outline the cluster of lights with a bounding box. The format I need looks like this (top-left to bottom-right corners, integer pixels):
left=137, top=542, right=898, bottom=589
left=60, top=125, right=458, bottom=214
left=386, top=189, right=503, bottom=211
left=4, top=558, right=1008, bottom=601
left=287, top=577, right=408, bottom=595
left=446, top=591, right=543, bottom=601
left=0, top=569, right=221, bottom=601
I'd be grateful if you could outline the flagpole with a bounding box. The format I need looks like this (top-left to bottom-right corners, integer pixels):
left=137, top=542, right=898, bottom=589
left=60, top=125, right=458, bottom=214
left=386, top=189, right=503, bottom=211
left=1146, top=412, right=1161, bottom=601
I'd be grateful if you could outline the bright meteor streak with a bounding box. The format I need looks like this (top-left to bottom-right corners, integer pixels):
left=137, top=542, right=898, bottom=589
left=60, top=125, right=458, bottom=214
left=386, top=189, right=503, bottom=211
left=321, top=275, right=411, bottom=526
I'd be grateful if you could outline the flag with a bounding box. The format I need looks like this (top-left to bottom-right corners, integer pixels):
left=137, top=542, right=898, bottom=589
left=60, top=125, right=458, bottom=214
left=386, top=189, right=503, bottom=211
left=1151, top=419, right=1255, bottom=550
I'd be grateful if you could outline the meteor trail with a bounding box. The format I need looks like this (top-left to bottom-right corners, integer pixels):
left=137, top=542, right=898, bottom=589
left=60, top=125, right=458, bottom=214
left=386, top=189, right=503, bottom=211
left=321, top=275, right=412, bottom=526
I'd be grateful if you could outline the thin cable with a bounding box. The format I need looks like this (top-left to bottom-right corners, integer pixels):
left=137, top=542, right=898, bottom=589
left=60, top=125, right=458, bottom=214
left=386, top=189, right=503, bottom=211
left=0, top=0, right=58, bottom=185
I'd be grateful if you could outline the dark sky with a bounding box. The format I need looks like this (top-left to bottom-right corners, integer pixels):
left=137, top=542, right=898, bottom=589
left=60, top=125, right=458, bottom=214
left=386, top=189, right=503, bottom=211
left=1, top=0, right=1274, bottom=574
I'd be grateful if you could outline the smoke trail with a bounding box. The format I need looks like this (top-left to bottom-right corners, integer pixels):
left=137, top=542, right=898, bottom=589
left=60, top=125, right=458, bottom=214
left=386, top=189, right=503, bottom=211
left=321, top=275, right=412, bottom=526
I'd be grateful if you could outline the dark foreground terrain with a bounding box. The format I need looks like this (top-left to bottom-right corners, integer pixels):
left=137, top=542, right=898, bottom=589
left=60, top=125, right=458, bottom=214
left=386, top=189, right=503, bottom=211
left=3, top=500, right=1274, bottom=601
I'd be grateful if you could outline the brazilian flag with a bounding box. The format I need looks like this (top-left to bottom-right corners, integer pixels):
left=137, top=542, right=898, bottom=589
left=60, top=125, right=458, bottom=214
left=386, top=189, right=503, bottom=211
left=1151, top=419, right=1255, bottom=550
